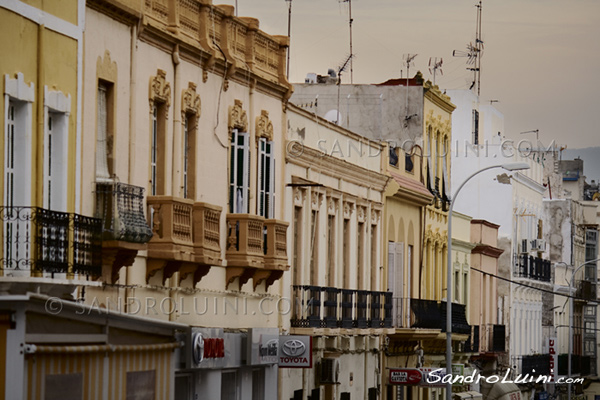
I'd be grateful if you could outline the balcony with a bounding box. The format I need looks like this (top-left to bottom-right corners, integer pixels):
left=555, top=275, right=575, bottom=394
left=480, top=324, right=506, bottom=353
left=96, top=182, right=153, bottom=283
left=410, top=299, right=471, bottom=334
left=225, top=214, right=288, bottom=290
left=291, top=286, right=392, bottom=329
left=146, top=197, right=223, bottom=285
left=576, top=280, right=596, bottom=302
left=558, top=354, right=592, bottom=376
left=0, top=206, right=101, bottom=281
left=514, top=254, right=551, bottom=282
left=519, top=354, right=551, bottom=376
left=464, top=325, right=480, bottom=353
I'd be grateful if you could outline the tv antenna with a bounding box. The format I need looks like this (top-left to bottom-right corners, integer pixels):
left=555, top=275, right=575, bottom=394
left=403, top=54, right=417, bottom=126
left=520, top=129, right=540, bottom=142
left=452, top=1, right=483, bottom=96
left=285, top=0, right=292, bottom=79
left=336, top=54, right=354, bottom=125
left=428, top=57, right=443, bottom=85
left=340, top=0, right=354, bottom=83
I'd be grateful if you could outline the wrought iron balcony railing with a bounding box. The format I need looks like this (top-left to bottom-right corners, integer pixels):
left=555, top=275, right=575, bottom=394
left=0, top=206, right=101, bottom=278
left=514, top=254, right=551, bottom=282
left=558, top=354, right=592, bottom=376
left=517, top=354, right=551, bottom=376
left=291, top=285, right=392, bottom=329
left=576, top=280, right=596, bottom=301
left=96, top=182, right=153, bottom=243
left=410, top=299, right=471, bottom=334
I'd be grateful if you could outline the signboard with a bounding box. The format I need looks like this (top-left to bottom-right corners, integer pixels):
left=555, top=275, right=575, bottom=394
left=389, top=369, right=423, bottom=385
left=247, top=328, right=279, bottom=365
left=547, top=337, right=557, bottom=381
left=418, top=367, right=447, bottom=387
left=191, top=328, right=225, bottom=369
left=278, top=335, right=312, bottom=368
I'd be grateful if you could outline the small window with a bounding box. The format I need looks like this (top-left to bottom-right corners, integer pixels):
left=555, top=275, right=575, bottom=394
left=472, top=109, right=479, bottom=145
left=405, top=153, right=414, bottom=172
left=389, top=146, right=399, bottom=167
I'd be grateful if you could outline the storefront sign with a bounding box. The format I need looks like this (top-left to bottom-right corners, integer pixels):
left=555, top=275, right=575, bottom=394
left=389, top=369, right=423, bottom=385
left=278, top=336, right=312, bottom=368
left=248, top=328, right=279, bottom=365
left=547, top=337, right=557, bottom=381
left=191, top=328, right=225, bottom=369
left=418, top=367, right=447, bottom=387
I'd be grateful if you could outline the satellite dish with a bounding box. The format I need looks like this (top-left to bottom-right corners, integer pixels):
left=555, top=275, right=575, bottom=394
left=324, top=109, right=342, bottom=124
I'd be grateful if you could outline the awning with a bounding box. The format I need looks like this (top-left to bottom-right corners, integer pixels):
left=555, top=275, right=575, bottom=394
left=486, top=382, right=522, bottom=400
left=25, top=342, right=183, bottom=354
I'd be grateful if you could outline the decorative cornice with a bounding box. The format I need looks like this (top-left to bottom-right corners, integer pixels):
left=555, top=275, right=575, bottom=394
left=471, top=244, right=504, bottom=259
left=255, top=110, right=273, bottom=141
left=181, top=82, right=201, bottom=117
left=424, top=81, right=456, bottom=113
left=228, top=99, right=248, bottom=133
left=97, top=50, right=117, bottom=83
left=285, top=140, right=389, bottom=193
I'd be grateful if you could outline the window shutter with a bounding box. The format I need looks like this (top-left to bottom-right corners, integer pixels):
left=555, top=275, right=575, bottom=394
left=242, top=132, right=250, bottom=213
left=230, top=129, right=250, bottom=213
left=96, top=85, right=111, bottom=181
left=268, top=140, right=275, bottom=218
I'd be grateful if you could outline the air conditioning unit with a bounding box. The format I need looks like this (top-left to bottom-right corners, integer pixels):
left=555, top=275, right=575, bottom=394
left=520, top=239, right=530, bottom=254
left=318, top=358, right=340, bottom=384
left=531, top=239, right=547, bottom=252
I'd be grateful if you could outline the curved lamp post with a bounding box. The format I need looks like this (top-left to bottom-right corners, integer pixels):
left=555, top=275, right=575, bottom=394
left=446, top=162, right=530, bottom=400
left=568, top=257, right=600, bottom=400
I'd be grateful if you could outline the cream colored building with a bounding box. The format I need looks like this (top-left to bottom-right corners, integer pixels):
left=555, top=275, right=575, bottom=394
left=282, top=104, right=389, bottom=400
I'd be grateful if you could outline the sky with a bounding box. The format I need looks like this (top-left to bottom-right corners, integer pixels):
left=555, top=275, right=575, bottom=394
left=220, top=0, right=599, bottom=149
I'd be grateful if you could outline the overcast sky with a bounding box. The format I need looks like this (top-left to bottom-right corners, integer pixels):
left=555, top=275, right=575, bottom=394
left=221, top=0, right=599, bottom=149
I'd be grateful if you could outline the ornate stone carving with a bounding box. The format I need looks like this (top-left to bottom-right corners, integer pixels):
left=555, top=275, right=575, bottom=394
left=293, top=188, right=305, bottom=207
left=228, top=99, right=248, bottom=134
left=255, top=110, right=273, bottom=141
left=97, top=50, right=117, bottom=83
left=181, top=82, right=201, bottom=117
left=149, top=69, right=171, bottom=117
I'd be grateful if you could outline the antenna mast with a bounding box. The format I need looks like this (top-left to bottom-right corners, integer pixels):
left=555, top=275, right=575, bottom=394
left=403, top=54, right=417, bottom=120
left=428, top=57, right=443, bottom=86
left=452, top=1, right=483, bottom=96
left=286, top=0, right=292, bottom=79
left=340, top=0, right=354, bottom=83
left=336, top=54, right=353, bottom=125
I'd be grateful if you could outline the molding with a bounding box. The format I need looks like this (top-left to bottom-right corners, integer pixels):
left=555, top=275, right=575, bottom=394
left=513, top=171, right=545, bottom=194
left=285, top=140, right=389, bottom=193
left=424, top=81, right=456, bottom=113
left=471, top=219, right=500, bottom=230
left=0, top=0, right=82, bottom=40
left=255, top=110, right=273, bottom=141
left=471, top=244, right=504, bottom=258
left=149, top=69, right=171, bottom=112
left=4, top=73, right=35, bottom=102
left=97, top=50, right=117, bottom=84
left=44, top=86, right=71, bottom=114
left=228, top=99, right=248, bottom=133
left=181, top=82, right=201, bottom=117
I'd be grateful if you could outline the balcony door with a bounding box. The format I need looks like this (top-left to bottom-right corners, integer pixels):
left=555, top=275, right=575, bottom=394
left=388, top=241, right=404, bottom=327
left=43, top=112, right=68, bottom=212
left=4, top=99, right=33, bottom=275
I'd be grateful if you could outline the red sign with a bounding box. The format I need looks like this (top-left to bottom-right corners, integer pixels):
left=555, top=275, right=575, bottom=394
left=389, top=369, right=423, bottom=385
left=203, top=338, right=225, bottom=359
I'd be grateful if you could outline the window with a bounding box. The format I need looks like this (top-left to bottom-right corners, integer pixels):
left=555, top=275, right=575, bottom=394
left=472, top=109, right=479, bottom=145
left=310, top=209, right=319, bottom=285
left=405, top=153, right=414, bottom=173
left=150, top=102, right=167, bottom=196
left=257, top=137, right=275, bottom=218
left=96, top=82, right=113, bottom=181
left=5, top=101, right=16, bottom=208
left=327, top=214, right=335, bottom=286
left=252, top=368, right=265, bottom=400
left=454, top=270, right=460, bottom=303
left=182, top=113, right=197, bottom=199
left=45, top=373, right=83, bottom=400
left=370, top=224, right=377, bottom=291
left=229, top=129, right=250, bottom=213
left=343, top=218, right=350, bottom=288
left=293, top=206, right=302, bottom=285
left=389, top=145, right=398, bottom=167
left=5, top=99, right=31, bottom=207
left=357, top=221, right=364, bottom=289
left=44, top=112, right=68, bottom=211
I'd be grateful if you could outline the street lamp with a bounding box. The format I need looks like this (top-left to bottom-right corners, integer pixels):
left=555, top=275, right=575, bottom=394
left=568, top=257, right=600, bottom=400
left=446, top=162, right=530, bottom=400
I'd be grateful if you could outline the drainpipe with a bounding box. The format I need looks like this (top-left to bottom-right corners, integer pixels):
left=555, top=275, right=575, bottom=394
left=171, top=44, right=181, bottom=197
left=125, top=23, right=138, bottom=312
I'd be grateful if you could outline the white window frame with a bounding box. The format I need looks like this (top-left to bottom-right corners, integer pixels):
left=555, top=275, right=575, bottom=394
left=257, top=137, right=275, bottom=218
left=230, top=129, right=250, bottom=213
left=44, top=86, right=70, bottom=212
left=183, top=115, right=189, bottom=198
left=388, top=241, right=404, bottom=327
left=96, top=83, right=111, bottom=182
left=151, top=105, right=158, bottom=195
